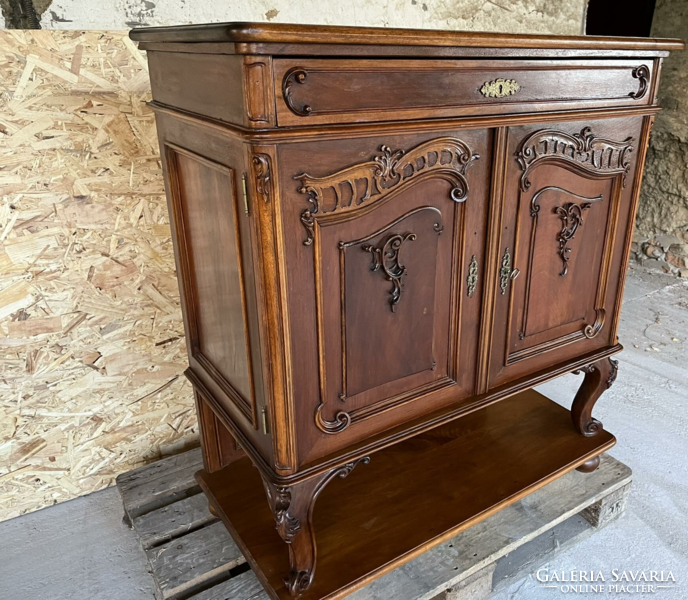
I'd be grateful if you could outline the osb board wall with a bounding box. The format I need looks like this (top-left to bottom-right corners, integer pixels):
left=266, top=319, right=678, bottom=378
left=0, top=30, right=197, bottom=522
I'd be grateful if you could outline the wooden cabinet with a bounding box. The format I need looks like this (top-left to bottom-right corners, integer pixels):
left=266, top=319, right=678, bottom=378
left=131, top=22, right=683, bottom=600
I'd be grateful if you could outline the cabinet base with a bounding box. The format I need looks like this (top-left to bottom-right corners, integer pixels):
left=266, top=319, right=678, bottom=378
left=196, top=389, right=615, bottom=600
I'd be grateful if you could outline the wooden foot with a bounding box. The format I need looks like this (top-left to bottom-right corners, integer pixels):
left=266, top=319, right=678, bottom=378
left=571, top=357, right=618, bottom=436
left=576, top=455, right=601, bottom=473
left=261, top=457, right=370, bottom=596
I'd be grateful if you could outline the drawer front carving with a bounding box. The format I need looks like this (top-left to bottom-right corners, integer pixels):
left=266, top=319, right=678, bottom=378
left=280, top=132, right=490, bottom=456
left=488, top=119, right=642, bottom=388
left=274, top=59, right=653, bottom=126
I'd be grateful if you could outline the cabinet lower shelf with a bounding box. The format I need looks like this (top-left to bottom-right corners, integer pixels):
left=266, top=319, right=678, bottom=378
left=196, top=389, right=615, bottom=600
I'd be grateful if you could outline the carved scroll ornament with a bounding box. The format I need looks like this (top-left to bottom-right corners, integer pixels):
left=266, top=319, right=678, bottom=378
left=282, top=68, right=312, bottom=116
left=555, top=202, right=592, bottom=277
left=516, top=126, right=634, bottom=192
left=363, top=233, right=417, bottom=313
left=629, top=65, right=649, bottom=100
left=252, top=153, right=272, bottom=203
left=295, top=137, right=479, bottom=245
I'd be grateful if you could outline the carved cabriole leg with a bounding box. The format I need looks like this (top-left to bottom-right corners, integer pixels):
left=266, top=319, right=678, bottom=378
left=261, top=457, right=370, bottom=597
left=571, top=357, right=618, bottom=438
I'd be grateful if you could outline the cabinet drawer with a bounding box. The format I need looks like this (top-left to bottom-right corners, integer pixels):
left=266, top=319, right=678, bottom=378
left=275, top=59, right=654, bottom=126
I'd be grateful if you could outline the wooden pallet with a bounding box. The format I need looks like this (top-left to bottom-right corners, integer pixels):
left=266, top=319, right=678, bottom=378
left=117, top=448, right=631, bottom=600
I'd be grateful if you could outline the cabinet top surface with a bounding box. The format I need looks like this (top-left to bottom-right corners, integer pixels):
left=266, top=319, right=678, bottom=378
left=129, top=21, right=684, bottom=52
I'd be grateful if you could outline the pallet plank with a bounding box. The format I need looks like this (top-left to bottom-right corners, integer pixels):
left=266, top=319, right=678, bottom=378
left=134, top=492, right=217, bottom=550
left=117, top=448, right=202, bottom=490
left=117, top=448, right=203, bottom=520
left=146, top=520, right=245, bottom=600
left=192, top=570, right=270, bottom=600
left=492, top=513, right=592, bottom=591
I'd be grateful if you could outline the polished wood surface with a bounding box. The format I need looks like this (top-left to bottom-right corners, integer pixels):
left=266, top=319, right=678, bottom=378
left=274, top=58, right=653, bottom=126
left=130, top=21, right=683, bottom=52
left=195, top=390, right=245, bottom=473
left=136, top=22, right=681, bottom=599
left=197, top=390, right=615, bottom=600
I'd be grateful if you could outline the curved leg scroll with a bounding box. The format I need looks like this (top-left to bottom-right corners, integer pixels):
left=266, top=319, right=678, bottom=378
left=572, top=357, right=618, bottom=437
left=261, top=457, right=370, bottom=596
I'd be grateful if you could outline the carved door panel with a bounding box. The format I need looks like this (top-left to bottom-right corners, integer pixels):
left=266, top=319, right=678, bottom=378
left=278, top=131, right=490, bottom=463
left=488, top=118, right=643, bottom=389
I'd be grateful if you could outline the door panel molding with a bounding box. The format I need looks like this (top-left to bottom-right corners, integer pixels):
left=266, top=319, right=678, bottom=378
left=506, top=162, right=623, bottom=366
left=302, top=138, right=480, bottom=434
left=312, top=199, right=460, bottom=434
left=488, top=122, right=639, bottom=389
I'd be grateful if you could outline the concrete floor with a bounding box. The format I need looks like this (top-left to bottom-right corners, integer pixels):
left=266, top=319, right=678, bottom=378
left=0, top=264, right=686, bottom=600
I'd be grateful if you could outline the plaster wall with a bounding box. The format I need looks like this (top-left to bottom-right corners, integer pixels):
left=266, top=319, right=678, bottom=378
left=0, top=0, right=588, bottom=35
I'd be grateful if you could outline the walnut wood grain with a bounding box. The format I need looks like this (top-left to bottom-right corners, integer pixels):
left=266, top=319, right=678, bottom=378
left=273, top=58, right=654, bottom=126
left=129, top=21, right=684, bottom=52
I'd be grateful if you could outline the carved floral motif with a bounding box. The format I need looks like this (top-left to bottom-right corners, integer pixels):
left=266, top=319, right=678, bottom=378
left=516, top=126, right=634, bottom=192
left=295, top=137, right=479, bottom=245
left=554, top=202, right=591, bottom=277
left=262, top=483, right=301, bottom=543
left=363, top=233, right=417, bottom=313
left=606, top=358, right=619, bottom=388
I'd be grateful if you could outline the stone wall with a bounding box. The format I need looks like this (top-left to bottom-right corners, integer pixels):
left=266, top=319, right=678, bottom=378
left=633, top=0, right=688, bottom=277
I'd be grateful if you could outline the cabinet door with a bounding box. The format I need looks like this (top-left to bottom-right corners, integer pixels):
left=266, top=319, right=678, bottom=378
left=488, top=118, right=644, bottom=388
left=278, top=131, right=490, bottom=463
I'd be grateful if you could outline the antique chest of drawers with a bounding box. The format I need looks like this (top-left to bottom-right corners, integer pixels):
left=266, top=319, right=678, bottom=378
left=130, top=23, right=683, bottom=600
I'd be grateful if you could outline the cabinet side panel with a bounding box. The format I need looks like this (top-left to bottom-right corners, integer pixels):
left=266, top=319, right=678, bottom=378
left=167, top=145, right=256, bottom=424
left=147, top=51, right=247, bottom=125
